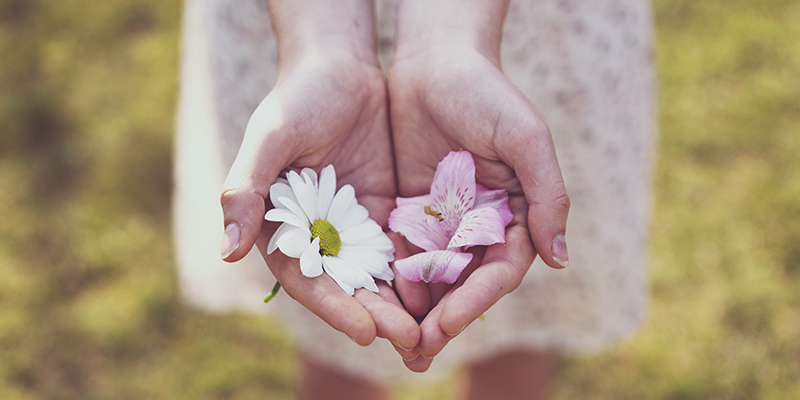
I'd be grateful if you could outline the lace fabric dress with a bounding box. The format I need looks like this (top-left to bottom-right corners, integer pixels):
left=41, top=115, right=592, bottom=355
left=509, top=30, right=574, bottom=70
left=174, top=0, right=656, bottom=382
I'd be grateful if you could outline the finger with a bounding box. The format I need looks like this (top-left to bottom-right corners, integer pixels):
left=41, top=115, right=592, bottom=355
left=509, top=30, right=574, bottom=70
left=496, top=100, right=570, bottom=269
left=403, top=355, right=434, bottom=373
left=354, top=282, right=420, bottom=352
left=258, top=235, right=378, bottom=345
left=439, top=222, right=535, bottom=336
left=389, top=234, right=431, bottom=318
left=220, top=94, right=295, bottom=262
left=416, top=297, right=455, bottom=358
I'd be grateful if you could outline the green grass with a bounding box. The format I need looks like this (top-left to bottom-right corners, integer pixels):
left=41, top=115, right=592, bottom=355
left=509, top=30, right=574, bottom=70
left=1, top=0, right=798, bottom=398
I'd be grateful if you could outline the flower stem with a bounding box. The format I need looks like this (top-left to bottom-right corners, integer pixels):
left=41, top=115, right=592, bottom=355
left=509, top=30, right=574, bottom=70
left=263, top=281, right=282, bottom=304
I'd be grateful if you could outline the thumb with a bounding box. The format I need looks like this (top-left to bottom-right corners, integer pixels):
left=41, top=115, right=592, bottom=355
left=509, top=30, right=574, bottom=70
left=220, top=95, right=294, bottom=262
left=497, top=103, right=571, bottom=269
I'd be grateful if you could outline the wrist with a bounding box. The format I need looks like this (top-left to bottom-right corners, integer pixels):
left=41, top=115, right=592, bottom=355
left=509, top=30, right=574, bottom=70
left=268, top=0, right=379, bottom=68
left=393, top=0, right=509, bottom=64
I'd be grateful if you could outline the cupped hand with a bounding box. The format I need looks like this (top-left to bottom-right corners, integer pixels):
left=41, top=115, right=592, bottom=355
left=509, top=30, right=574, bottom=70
left=388, top=43, right=570, bottom=371
left=220, top=46, right=418, bottom=352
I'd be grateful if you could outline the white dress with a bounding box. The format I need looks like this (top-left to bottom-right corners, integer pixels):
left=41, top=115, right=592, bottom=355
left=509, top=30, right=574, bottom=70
left=173, top=0, right=656, bottom=383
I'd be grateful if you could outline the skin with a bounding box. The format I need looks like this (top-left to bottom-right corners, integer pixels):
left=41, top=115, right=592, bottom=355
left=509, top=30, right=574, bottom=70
left=219, top=0, right=570, bottom=397
left=219, top=0, right=419, bottom=353
left=389, top=0, right=571, bottom=372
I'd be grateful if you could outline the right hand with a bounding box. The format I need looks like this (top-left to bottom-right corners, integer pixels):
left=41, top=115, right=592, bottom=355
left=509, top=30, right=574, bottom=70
left=219, top=4, right=419, bottom=352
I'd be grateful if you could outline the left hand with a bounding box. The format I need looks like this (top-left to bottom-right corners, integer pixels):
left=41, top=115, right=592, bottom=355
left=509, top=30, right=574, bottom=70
left=387, top=0, right=571, bottom=371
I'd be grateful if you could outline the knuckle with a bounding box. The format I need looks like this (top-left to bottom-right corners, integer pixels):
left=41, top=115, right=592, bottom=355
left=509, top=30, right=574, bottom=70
left=551, top=183, right=571, bottom=213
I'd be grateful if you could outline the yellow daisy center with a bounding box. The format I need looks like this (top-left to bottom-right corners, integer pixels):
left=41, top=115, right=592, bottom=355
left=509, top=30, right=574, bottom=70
left=310, top=219, right=342, bottom=256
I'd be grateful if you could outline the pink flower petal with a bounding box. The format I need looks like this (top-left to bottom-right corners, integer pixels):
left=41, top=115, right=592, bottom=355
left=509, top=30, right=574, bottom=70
left=475, top=184, right=513, bottom=226
left=396, top=193, right=431, bottom=208
left=388, top=204, right=449, bottom=252
left=448, top=207, right=507, bottom=249
left=394, top=250, right=473, bottom=284
left=429, top=151, right=477, bottom=236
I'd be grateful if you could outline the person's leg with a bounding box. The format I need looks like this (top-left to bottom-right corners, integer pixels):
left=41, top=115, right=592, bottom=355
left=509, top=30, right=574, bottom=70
left=298, top=354, right=390, bottom=400
left=461, top=350, right=555, bottom=400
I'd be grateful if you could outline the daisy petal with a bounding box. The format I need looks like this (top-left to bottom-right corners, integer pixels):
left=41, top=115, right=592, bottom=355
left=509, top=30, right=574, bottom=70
left=448, top=207, right=507, bottom=249
left=339, top=221, right=383, bottom=245
left=388, top=204, right=448, bottom=252
left=300, top=237, right=323, bottom=277
left=277, top=196, right=309, bottom=224
left=358, top=235, right=395, bottom=261
left=322, top=256, right=369, bottom=295
left=429, top=151, right=477, bottom=234
left=269, top=182, right=295, bottom=210
left=475, top=184, right=513, bottom=226
left=333, top=203, right=370, bottom=232
left=394, top=250, right=473, bottom=284
left=267, top=222, right=293, bottom=255
left=337, top=247, right=394, bottom=281
left=288, top=171, right=319, bottom=222
left=330, top=256, right=379, bottom=293
left=317, top=165, right=336, bottom=220
left=276, top=227, right=311, bottom=258
left=301, top=168, right=318, bottom=187
left=326, top=184, right=356, bottom=227
left=265, top=208, right=310, bottom=230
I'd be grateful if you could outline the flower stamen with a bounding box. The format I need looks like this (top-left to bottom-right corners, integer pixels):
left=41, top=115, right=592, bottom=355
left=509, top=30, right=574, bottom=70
left=310, top=219, right=342, bottom=256
left=424, top=205, right=444, bottom=222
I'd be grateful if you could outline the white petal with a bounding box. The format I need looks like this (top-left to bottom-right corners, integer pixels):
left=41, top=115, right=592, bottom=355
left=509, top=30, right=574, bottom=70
left=269, top=182, right=294, bottom=210
left=301, top=168, right=318, bottom=187
left=323, top=256, right=379, bottom=294
left=326, top=184, right=356, bottom=224
left=288, top=170, right=320, bottom=222
left=267, top=222, right=293, bottom=255
left=337, top=247, right=394, bottom=281
left=317, top=165, right=336, bottom=220
left=339, top=221, right=383, bottom=245
left=276, top=227, right=311, bottom=258
left=265, top=208, right=310, bottom=230
left=333, top=203, right=370, bottom=232
left=358, top=234, right=395, bottom=261
left=322, top=257, right=355, bottom=295
left=277, top=196, right=309, bottom=224
left=300, top=237, right=323, bottom=277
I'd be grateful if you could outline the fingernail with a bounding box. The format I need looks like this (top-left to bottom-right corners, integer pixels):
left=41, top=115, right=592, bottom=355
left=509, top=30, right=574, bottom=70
left=402, top=355, right=419, bottom=362
left=447, top=323, right=469, bottom=337
left=220, top=223, right=241, bottom=259
left=420, top=354, right=433, bottom=360
left=390, top=340, right=413, bottom=352
left=551, top=233, right=569, bottom=268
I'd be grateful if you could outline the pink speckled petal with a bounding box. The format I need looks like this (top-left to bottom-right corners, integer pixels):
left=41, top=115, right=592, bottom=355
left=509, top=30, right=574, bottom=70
left=428, top=151, right=477, bottom=235
left=475, top=184, right=513, bottom=226
left=448, top=207, right=507, bottom=249
left=388, top=204, right=448, bottom=252
left=394, top=250, right=473, bottom=284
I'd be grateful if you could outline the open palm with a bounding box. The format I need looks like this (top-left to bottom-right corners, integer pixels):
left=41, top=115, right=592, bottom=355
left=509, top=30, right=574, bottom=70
left=221, top=51, right=418, bottom=351
left=388, top=46, right=570, bottom=371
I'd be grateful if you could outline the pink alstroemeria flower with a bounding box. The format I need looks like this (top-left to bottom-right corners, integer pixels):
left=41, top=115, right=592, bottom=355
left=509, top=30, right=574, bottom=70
left=388, top=151, right=514, bottom=283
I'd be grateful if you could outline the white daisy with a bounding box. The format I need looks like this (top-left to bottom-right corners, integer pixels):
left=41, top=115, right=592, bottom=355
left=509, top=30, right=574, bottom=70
left=264, top=165, right=395, bottom=295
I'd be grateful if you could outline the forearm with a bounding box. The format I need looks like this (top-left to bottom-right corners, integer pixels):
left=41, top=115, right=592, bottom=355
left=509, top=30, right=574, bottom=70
left=267, top=0, right=378, bottom=66
left=394, top=0, right=509, bottom=62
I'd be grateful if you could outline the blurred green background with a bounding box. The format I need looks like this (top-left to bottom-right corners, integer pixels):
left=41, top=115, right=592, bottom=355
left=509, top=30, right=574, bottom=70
left=1, top=0, right=798, bottom=398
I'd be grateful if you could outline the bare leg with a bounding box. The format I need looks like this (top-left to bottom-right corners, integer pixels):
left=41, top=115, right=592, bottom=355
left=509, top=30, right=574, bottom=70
left=461, top=350, right=555, bottom=400
left=298, top=354, right=390, bottom=400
